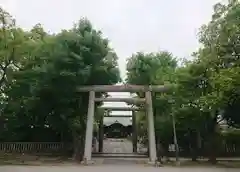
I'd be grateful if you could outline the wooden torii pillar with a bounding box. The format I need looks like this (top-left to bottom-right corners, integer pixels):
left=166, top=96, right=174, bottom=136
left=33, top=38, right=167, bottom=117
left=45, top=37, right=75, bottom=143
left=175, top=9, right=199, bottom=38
left=77, top=85, right=169, bottom=165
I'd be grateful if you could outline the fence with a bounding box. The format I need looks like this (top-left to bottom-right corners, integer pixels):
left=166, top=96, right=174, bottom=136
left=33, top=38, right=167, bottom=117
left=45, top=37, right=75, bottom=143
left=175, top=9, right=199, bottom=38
left=0, top=142, right=239, bottom=157
left=167, top=143, right=240, bottom=157
left=0, top=142, right=72, bottom=155
left=219, top=143, right=240, bottom=157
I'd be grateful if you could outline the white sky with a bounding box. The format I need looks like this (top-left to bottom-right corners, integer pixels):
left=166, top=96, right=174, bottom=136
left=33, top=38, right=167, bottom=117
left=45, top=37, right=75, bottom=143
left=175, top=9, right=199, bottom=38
left=0, top=0, right=223, bottom=124
left=0, top=0, right=222, bottom=79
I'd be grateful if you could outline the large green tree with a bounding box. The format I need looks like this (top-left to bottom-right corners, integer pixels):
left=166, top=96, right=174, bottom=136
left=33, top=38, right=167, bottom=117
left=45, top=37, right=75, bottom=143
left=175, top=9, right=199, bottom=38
left=125, top=0, right=240, bottom=163
left=126, top=51, right=178, bottom=159
left=2, top=13, right=120, bottom=160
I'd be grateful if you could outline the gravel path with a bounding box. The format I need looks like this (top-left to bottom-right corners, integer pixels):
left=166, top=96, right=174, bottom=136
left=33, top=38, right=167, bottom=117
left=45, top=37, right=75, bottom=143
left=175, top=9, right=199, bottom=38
left=0, top=165, right=239, bottom=172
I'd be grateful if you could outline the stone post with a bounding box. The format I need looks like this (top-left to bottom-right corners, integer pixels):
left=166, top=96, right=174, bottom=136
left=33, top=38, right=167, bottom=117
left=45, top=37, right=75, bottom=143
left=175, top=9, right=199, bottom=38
left=132, top=111, right=138, bottom=153
left=98, top=115, right=104, bottom=153
left=145, top=91, right=157, bottom=163
left=83, top=91, right=95, bottom=164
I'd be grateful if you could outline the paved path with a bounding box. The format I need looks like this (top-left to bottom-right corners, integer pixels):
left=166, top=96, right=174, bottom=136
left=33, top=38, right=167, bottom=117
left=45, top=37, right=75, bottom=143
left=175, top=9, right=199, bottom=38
left=103, top=139, right=133, bottom=153
left=0, top=165, right=239, bottom=172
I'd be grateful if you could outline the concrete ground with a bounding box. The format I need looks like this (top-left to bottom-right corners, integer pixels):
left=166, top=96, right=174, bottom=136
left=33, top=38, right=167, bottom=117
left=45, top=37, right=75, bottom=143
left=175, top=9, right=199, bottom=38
left=0, top=165, right=239, bottom=172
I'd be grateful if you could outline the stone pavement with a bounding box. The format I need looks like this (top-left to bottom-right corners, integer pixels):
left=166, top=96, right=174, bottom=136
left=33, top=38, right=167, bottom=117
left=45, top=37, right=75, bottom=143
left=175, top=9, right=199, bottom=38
left=0, top=165, right=239, bottom=172
left=103, top=138, right=133, bottom=153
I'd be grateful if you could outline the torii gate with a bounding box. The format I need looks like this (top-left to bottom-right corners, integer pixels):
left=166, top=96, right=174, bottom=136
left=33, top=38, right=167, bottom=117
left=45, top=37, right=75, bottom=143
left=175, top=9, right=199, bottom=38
left=77, top=85, right=169, bottom=164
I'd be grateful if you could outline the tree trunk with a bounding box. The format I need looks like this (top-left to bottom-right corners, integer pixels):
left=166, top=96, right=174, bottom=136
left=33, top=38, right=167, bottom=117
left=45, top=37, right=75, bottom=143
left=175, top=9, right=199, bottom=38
left=72, top=135, right=84, bottom=162
left=164, top=144, right=170, bottom=162
left=208, top=134, right=217, bottom=164
left=197, top=131, right=202, bottom=159
left=191, top=147, right=197, bottom=161
left=208, top=115, right=218, bottom=164
left=156, top=137, right=163, bottom=162
left=190, top=132, right=198, bottom=161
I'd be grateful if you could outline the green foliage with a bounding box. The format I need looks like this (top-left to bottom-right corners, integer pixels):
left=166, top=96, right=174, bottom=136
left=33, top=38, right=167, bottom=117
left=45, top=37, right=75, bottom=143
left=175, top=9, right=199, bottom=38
left=126, top=51, right=177, bottom=85
left=0, top=6, right=120, bottom=149
left=126, top=51, right=178, bottom=147
left=126, top=0, right=240, bottom=160
left=0, top=8, right=27, bottom=92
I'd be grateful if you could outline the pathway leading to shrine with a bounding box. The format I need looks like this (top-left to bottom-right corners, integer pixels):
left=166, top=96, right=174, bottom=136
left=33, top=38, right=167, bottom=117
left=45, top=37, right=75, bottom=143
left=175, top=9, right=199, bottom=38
left=103, top=138, right=133, bottom=154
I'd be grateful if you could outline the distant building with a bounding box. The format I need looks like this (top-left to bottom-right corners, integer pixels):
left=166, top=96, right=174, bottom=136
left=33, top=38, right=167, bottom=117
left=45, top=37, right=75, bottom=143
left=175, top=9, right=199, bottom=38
left=103, top=118, right=132, bottom=138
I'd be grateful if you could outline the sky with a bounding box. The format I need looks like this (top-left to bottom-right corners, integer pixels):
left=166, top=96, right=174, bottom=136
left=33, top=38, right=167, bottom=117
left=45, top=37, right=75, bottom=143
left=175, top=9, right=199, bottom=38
left=1, top=0, right=222, bottom=79
left=0, top=0, right=222, bottom=124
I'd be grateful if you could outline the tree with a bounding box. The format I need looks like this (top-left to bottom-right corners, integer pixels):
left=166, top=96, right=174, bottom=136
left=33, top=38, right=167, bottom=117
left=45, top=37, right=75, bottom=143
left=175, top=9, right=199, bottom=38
left=174, top=0, right=240, bottom=162
left=126, top=51, right=178, bottom=159
left=0, top=8, right=28, bottom=92
left=3, top=17, right=120, bottom=161
left=125, top=1, right=240, bottom=162
left=197, top=0, right=240, bottom=127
